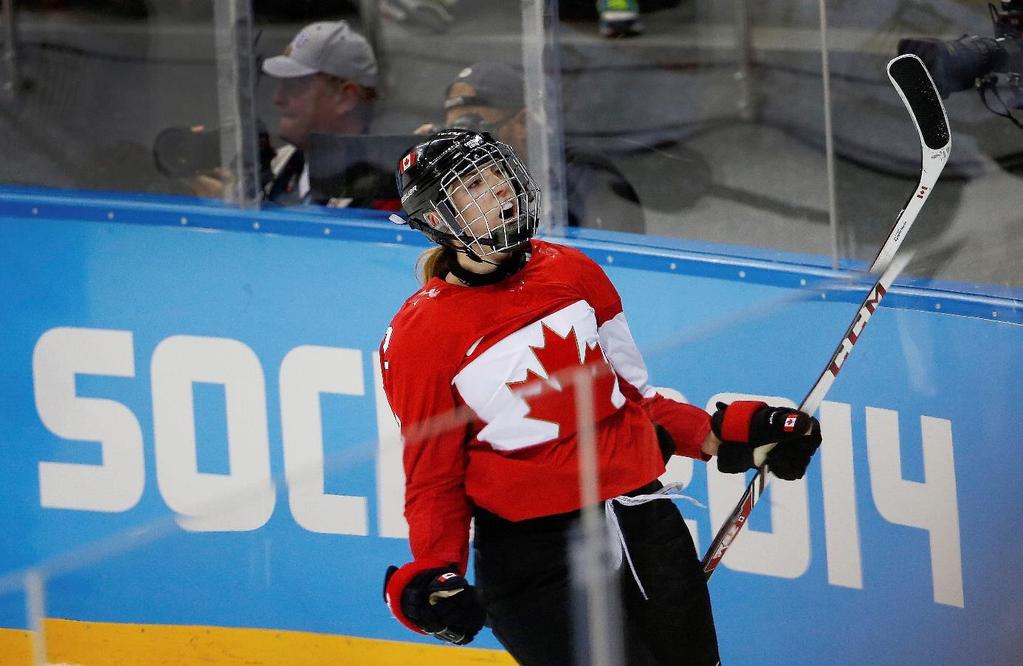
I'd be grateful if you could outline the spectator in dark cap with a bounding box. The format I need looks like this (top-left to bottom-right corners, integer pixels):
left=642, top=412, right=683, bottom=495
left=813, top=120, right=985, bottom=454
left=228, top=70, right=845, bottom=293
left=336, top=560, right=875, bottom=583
left=442, top=61, right=529, bottom=152
left=418, top=61, right=645, bottom=233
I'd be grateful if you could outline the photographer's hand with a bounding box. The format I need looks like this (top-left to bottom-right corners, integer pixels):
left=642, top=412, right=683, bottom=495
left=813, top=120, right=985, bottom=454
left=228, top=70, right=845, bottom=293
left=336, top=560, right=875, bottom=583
left=189, top=167, right=231, bottom=199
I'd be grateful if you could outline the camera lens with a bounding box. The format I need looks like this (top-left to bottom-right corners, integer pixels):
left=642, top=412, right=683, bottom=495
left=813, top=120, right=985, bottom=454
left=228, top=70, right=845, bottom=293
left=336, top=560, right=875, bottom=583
left=153, top=126, right=223, bottom=177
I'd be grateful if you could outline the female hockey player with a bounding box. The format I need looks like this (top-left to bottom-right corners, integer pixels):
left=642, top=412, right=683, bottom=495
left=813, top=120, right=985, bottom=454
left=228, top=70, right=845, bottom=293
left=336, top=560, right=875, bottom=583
left=380, top=128, right=822, bottom=665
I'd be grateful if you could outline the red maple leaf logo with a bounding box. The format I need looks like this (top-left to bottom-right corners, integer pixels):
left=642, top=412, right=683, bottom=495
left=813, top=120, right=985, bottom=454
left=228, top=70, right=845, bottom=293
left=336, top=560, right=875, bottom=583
left=507, top=323, right=619, bottom=435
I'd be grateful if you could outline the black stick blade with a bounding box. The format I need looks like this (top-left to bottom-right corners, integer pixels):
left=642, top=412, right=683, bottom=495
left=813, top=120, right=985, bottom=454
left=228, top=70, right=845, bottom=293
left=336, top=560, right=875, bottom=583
left=888, top=54, right=951, bottom=150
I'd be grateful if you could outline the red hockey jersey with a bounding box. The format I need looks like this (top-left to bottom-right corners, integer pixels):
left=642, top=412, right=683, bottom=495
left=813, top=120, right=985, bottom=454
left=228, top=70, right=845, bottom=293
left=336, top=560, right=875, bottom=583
left=379, top=240, right=711, bottom=570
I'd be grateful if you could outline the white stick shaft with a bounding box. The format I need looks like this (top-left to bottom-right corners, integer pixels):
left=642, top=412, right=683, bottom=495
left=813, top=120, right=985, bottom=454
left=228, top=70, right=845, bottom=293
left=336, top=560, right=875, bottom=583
left=752, top=252, right=912, bottom=467
left=869, top=146, right=949, bottom=273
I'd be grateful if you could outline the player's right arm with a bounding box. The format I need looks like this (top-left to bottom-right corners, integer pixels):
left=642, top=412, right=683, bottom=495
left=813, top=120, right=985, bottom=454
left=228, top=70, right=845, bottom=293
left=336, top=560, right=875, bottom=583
left=378, top=315, right=486, bottom=644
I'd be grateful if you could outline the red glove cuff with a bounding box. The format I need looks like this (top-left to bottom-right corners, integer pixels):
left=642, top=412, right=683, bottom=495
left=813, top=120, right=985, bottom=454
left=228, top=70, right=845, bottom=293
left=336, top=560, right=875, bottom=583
left=385, top=558, right=452, bottom=635
left=641, top=395, right=713, bottom=460
left=720, top=400, right=767, bottom=442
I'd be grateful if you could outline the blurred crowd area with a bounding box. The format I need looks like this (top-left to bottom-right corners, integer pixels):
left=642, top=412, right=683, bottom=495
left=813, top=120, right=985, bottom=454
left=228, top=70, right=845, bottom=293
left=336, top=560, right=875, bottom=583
left=1, top=0, right=1021, bottom=290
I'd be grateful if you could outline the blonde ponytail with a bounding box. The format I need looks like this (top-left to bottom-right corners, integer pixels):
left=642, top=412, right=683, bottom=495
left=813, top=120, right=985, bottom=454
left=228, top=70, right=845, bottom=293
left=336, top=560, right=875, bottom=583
left=416, top=246, right=452, bottom=285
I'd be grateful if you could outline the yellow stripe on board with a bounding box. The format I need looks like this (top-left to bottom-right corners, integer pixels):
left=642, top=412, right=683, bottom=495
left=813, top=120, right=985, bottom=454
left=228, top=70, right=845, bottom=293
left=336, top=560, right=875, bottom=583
left=0, top=620, right=517, bottom=666
left=0, top=628, right=33, bottom=664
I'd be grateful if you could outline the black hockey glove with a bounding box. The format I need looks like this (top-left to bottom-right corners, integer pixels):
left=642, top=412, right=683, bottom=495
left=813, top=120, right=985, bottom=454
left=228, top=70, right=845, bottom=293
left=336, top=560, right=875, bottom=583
left=711, top=400, right=812, bottom=446
left=384, top=562, right=487, bottom=645
left=712, top=401, right=816, bottom=474
left=762, top=418, right=822, bottom=480
left=654, top=424, right=676, bottom=464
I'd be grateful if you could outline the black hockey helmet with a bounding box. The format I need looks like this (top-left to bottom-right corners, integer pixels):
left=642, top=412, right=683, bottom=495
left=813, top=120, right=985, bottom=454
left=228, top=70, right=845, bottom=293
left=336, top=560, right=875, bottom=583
left=394, top=128, right=541, bottom=256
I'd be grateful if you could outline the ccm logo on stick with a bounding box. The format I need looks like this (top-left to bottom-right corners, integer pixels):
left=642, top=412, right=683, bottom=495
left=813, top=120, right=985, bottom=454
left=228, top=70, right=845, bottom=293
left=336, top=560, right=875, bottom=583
left=828, top=284, right=886, bottom=376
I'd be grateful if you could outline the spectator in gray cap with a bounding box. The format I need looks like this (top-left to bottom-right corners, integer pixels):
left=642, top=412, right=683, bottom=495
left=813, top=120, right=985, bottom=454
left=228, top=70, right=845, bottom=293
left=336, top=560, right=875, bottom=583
left=189, top=20, right=383, bottom=207
left=417, top=61, right=645, bottom=233
left=260, top=20, right=380, bottom=205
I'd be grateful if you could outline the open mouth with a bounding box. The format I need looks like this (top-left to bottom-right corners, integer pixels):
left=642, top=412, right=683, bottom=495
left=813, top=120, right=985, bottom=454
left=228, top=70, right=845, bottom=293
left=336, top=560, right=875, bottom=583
left=500, top=200, right=516, bottom=221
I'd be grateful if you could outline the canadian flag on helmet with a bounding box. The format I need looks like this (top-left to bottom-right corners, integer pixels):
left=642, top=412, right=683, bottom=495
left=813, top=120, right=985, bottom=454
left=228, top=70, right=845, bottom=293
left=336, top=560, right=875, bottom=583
left=400, top=150, right=417, bottom=173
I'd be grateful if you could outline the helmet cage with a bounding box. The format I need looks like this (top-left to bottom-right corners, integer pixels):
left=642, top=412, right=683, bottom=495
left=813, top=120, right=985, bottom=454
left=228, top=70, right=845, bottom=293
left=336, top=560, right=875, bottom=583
left=403, top=133, right=541, bottom=256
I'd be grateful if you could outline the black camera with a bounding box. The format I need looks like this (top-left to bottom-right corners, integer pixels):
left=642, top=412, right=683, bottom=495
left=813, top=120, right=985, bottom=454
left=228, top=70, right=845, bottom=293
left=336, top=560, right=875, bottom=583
left=152, top=125, right=222, bottom=178
left=152, top=123, right=275, bottom=185
left=898, top=1, right=1023, bottom=103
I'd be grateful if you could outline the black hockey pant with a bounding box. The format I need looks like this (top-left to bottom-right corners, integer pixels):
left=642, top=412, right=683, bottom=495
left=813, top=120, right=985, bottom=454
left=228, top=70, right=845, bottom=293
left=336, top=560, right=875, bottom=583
left=473, top=481, right=720, bottom=665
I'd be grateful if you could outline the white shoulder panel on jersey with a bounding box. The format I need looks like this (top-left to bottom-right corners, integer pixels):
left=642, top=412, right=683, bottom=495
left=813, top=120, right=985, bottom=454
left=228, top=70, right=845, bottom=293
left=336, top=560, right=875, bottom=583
left=598, top=312, right=657, bottom=399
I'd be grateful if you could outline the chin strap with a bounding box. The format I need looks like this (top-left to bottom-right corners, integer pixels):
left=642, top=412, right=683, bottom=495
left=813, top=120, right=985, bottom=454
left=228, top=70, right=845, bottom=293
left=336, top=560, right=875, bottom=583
left=444, top=245, right=529, bottom=286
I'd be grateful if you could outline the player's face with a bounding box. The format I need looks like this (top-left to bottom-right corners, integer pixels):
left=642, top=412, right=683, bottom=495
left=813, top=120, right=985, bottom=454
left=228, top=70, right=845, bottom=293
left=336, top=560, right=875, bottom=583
left=445, top=161, right=518, bottom=252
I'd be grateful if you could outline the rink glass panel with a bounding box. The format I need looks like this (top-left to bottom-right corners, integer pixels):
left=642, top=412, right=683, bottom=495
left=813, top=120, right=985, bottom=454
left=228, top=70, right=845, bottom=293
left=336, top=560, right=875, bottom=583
left=2, top=1, right=1020, bottom=291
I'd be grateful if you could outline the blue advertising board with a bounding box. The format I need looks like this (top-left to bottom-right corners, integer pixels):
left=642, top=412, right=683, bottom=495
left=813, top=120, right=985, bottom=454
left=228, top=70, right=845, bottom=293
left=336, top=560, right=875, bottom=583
left=1, top=188, right=1021, bottom=664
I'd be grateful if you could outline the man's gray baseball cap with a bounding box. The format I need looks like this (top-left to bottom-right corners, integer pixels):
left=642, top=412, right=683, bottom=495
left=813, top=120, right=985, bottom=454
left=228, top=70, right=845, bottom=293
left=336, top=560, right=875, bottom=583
left=262, top=21, right=378, bottom=88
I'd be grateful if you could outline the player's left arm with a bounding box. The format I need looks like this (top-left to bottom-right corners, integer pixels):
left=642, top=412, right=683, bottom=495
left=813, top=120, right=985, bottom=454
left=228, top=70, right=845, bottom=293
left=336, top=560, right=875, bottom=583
left=566, top=246, right=714, bottom=459
left=569, top=246, right=817, bottom=474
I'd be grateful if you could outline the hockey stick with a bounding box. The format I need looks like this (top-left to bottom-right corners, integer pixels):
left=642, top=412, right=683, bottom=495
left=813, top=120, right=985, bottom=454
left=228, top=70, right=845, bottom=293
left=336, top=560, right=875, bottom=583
left=700, top=253, right=911, bottom=578
left=700, top=54, right=951, bottom=580
left=862, top=55, right=952, bottom=273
